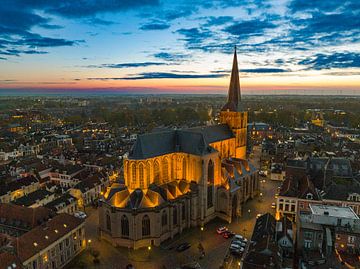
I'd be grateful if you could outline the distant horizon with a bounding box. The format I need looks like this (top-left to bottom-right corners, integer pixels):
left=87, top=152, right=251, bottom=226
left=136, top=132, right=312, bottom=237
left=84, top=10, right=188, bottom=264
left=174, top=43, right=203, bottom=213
left=0, top=88, right=360, bottom=97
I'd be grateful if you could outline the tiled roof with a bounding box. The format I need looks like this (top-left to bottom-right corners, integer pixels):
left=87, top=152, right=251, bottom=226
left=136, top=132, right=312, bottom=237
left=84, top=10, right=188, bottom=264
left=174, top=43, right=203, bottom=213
left=16, top=213, right=84, bottom=262
left=0, top=176, right=39, bottom=196
left=12, top=189, right=53, bottom=207
left=44, top=193, right=77, bottom=212
left=0, top=252, right=23, bottom=269
left=0, top=203, right=54, bottom=230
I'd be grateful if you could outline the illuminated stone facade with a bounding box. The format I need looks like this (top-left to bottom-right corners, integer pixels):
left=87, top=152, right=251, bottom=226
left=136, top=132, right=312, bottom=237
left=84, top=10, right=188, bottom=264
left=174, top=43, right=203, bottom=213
left=99, top=48, right=259, bottom=249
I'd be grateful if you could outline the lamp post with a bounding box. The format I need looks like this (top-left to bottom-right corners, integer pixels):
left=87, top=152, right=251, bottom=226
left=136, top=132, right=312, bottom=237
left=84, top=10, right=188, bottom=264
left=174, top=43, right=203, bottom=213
left=200, top=226, right=204, bottom=241
left=148, top=245, right=151, bottom=260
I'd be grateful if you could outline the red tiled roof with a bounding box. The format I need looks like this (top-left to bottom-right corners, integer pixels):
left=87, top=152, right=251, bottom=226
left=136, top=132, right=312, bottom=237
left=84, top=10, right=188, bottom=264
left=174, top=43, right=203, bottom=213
left=0, top=203, right=54, bottom=229
left=16, top=213, right=84, bottom=262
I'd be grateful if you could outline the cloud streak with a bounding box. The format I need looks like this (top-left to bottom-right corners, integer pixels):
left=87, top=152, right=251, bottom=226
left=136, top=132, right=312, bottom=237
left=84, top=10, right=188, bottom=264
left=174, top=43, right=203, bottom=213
left=87, top=62, right=168, bottom=68
left=88, top=72, right=226, bottom=80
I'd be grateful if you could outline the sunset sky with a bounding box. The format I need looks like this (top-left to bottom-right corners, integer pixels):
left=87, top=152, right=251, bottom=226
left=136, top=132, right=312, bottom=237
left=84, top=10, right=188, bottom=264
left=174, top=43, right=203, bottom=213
left=0, top=0, right=359, bottom=95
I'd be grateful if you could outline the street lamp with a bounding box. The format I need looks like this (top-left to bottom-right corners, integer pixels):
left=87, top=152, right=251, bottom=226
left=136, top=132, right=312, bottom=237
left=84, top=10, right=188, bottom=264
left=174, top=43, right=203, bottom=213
left=200, top=226, right=204, bottom=241
left=148, top=245, right=151, bottom=260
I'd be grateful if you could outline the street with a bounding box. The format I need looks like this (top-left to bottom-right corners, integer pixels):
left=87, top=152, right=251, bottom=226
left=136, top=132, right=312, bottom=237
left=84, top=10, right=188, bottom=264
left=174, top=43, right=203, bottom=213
left=66, top=146, right=281, bottom=269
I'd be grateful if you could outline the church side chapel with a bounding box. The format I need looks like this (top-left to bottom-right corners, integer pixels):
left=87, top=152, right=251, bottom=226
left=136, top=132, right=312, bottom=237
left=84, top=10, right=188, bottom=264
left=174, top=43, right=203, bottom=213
left=98, top=48, right=260, bottom=249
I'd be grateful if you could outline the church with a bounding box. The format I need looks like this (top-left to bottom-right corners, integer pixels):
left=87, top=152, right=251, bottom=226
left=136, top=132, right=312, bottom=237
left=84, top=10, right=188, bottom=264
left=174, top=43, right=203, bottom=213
left=98, top=48, right=259, bottom=249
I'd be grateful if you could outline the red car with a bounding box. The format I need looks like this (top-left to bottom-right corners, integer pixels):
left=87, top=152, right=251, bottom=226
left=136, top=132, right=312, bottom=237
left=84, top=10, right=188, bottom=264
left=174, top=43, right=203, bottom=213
left=222, top=231, right=235, bottom=239
left=216, top=226, right=228, bottom=234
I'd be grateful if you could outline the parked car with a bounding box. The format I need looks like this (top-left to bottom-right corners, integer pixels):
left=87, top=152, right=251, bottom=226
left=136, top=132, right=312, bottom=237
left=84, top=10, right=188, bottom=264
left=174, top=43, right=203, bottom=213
left=74, top=211, right=87, bottom=219
left=230, top=247, right=244, bottom=256
left=259, top=170, right=267, bottom=177
left=232, top=240, right=246, bottom=248
left=176, top=242, right=191, bottom=252
left=234, top=234, right=244, bottom=241
left=222, top=231, right=235, bottom=239
left=216, top=226, right=228, bottom=234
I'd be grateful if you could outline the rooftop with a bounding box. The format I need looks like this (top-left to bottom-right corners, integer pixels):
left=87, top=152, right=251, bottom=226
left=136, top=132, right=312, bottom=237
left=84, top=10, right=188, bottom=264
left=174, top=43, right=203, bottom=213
left=310, top=204, right=359, bottom=220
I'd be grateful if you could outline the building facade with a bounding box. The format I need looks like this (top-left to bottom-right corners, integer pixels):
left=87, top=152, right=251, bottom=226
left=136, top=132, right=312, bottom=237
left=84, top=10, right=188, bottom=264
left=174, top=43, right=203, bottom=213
left=98, top=48, right=259, bottom=249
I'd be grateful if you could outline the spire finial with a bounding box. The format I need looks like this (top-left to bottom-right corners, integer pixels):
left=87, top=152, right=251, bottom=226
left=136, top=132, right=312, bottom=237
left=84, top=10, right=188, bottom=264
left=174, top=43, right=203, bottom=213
left=221, top=46, right=241, bottom=112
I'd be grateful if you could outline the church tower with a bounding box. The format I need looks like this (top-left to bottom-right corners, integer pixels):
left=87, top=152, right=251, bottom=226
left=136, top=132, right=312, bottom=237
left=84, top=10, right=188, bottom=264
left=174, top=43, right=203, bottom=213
left=220, top=47, right=248, bottom=159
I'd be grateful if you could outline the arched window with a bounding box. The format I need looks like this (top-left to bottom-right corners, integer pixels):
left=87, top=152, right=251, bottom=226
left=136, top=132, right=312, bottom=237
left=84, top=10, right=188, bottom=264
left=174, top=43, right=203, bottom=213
left=182, top=203, right=186, bottom=221
left=142, top=215, right=151, bottom=237
left=207, top=160, right=214, bottom=208
left=161, top=211, right=167, bottom=227
left=139, top=163, right=144, bottom=188
left=146, top=162, right=151, bottom=187
left=131, top=163, right=137, bottom=185
left=208, top=160, right=214, bottom=184
left=106, top=212, right=111, bottom=231
left=121, top=215, right=129, bottom=237
left=173, top=206, right=178, bottom=225
left=182, top=158, right=187, bottom=179
left=154, top=160, right=160, bottom=184
left=162, top=158, right=169, bottom=182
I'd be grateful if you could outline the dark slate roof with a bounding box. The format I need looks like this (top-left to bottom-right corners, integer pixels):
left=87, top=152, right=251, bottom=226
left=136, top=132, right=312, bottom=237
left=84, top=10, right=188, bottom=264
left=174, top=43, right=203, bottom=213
left=0, top=176, right=38, bottom=196
left=126, top=189, right=143, bottom=209
left=12, top=189, right=53, bottom=207
left=129, top=124, right=233, bottom=159
left=44, top=193, right=77, bottom=212
left=188, top=124, right=234, bottom=143
left=323, top=181, right=360, bottom=201
left=251, top=213, right=276, bottom=242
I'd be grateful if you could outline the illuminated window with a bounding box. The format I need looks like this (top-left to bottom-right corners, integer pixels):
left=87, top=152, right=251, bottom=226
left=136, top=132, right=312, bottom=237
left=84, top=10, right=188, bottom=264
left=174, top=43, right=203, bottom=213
left=139, top=163, right=144, bottom=188
left=182, top=158, right=187, bottom=179
left=146, top=162, right=151, bottom=186
left=154, top=160, right=160, bottom=184
left=131, top=163, right=137, bottom=185
left=162, top=158, right=169, bottom=182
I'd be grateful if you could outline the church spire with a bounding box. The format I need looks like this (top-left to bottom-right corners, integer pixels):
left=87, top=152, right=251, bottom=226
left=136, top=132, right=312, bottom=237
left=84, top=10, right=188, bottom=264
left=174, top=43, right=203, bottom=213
left=221, top=46, right=241, bottom=112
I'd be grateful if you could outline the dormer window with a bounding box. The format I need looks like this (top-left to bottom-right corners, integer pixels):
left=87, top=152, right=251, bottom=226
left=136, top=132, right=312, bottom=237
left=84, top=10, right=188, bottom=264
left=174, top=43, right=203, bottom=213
left=306, top=193, right=313, bottom=200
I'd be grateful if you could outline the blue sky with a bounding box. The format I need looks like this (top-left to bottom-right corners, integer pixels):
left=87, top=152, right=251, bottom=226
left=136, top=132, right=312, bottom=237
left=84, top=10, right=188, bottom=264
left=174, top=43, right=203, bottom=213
left=0, top=0, right=359, bottom=94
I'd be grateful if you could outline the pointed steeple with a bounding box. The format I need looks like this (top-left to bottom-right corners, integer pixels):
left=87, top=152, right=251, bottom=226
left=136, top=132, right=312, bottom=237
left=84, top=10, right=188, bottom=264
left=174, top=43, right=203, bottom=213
left=221, top=46, right=242, bottom=112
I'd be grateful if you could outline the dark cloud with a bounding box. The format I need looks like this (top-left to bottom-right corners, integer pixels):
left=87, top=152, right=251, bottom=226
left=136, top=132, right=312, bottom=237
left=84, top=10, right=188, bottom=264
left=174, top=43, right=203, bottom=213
left=0, top=4, right=80, bottom=59
left=241, top=68, right=288, bottom=73
left=203, top=16, right=234, bottom=27
left=88, top=72, right=226, bottom=80
left=153, top=52, right=189, bottom=61
left=176, top=27, right=213, bottom=47
left=212, top=68, right=288, bottom=74
left=0, top=49, right=48, bottom=56
left=39, top=24, right=63, bottom=29
left=87, top=62, right=167, bottom=68
left=224, top=20, right=277, bottom=39
left=8, top=0, right=160, bottom=18
left=139, top=20, right=170, bottom=31
left=86, top=18, right=116, bottom=26
left=298, top=52, right=360, bottom=70
left=288, top=0, right=358, bottom=13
